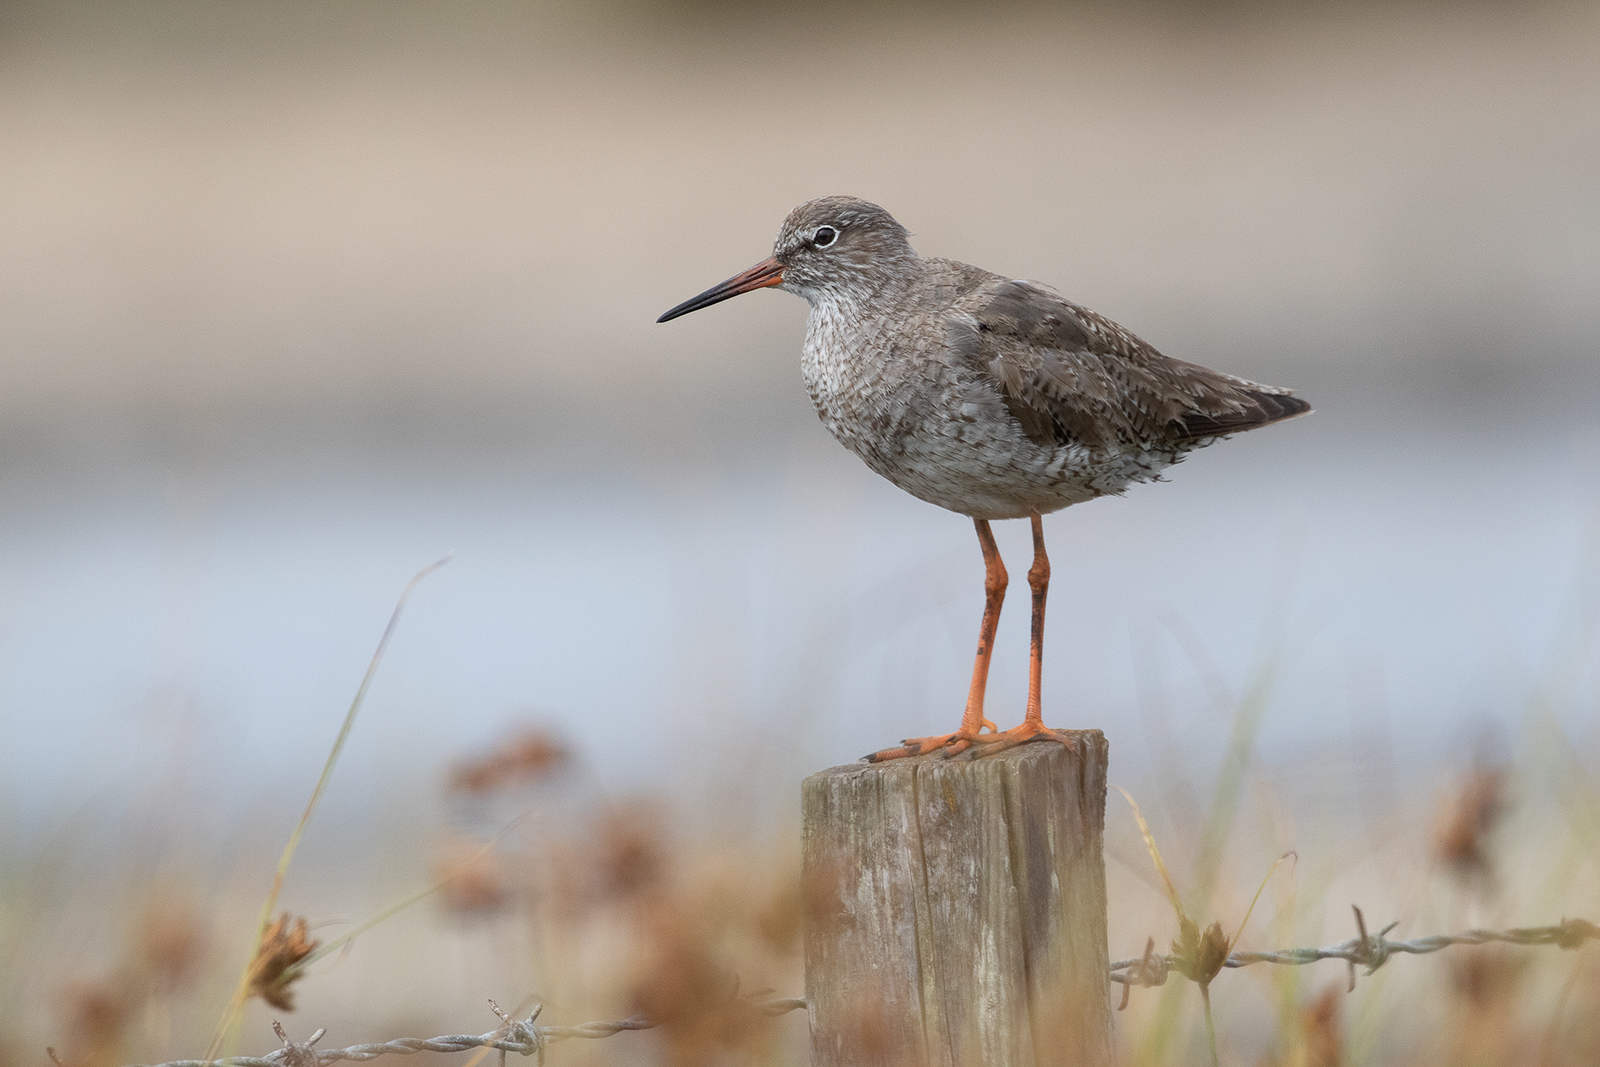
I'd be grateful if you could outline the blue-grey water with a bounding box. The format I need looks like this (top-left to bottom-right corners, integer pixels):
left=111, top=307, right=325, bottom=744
left=3, top=388, right=1597, bottom=834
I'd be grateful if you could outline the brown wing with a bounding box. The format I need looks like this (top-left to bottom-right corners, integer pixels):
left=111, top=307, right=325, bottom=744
left=946, top=278, right=1310, bottom=452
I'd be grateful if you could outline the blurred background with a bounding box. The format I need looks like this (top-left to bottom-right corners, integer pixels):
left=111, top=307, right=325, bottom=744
left=2, top=0, right=1598, bottom=1064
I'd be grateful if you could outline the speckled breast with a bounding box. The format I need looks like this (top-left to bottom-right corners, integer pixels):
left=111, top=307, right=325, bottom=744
left=799, top=304, right=1180, bottom=520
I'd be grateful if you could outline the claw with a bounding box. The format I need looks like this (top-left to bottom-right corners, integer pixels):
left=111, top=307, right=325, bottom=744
left=864, top=723, right=1073, bottom=763
left=864, top=730, right=985, bottom=763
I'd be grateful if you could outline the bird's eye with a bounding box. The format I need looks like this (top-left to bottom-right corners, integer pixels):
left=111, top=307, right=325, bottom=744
left=812, top=226, right=839, bottom=248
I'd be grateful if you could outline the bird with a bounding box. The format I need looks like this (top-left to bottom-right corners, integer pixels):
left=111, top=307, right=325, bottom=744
left=657, top=196, right=1309, bottom=762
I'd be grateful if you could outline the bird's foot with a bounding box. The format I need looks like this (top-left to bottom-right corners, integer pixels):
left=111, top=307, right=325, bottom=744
left=863, top=715, right=1021, bottom=762
left=863, top=729, right=989, bottom=763
left=953, top=720, right=1075, bottom=760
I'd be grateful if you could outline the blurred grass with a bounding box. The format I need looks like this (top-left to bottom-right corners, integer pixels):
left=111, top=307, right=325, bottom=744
left=0, top=525, right=1595, bottom=1065
left=208, top=558, right=449, bottom=1060
left=3, top=564, right=1596, bottom=1067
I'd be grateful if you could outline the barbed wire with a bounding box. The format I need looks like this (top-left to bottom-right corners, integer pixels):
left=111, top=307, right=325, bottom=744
left=83, top=913, right=1597, bottom=1067
left=91, top=996, right=806, bottom=1067
left=1110, top=909, right=1599, bottom=1007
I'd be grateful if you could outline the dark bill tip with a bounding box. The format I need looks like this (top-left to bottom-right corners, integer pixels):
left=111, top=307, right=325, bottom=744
left=656, top=256, right=784, bottom=323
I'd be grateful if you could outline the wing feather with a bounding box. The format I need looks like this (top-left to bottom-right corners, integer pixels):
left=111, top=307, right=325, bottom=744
left=949, top=279, right=1309, bottom=451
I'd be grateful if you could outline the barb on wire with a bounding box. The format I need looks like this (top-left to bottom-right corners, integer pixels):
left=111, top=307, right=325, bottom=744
left=1111, top=910, right=1599, bottom=995
left=1115, top=937, right=1169, bottom=1011
left=116, top=995, right=807, bottom=1067
left=271, top=1022, right=325, bottom=1067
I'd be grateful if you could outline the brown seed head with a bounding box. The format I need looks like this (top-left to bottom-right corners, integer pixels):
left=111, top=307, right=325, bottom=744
left=753, top=878, right=804, bottom=955
left=434, top=841, right=510, bottom=916
left=1300, top=986, right=1343, bottom=1067
left=1433, top=765, right=1505, bottom=882
left=248, top=913, right=318, bottom=1011
left=138, top=904, right=206, bottom=988
left=1171, top=917, right=1231, bottom=987
left=1446, top=944, right=1529, bottom=1063
left=1450, top=944, right=1528, bottom=1008
left=597, top=804, right=668, bottom=898
left=66, top=980, right=132, bottom=1050
left=449, top=727, right=570, bottom=794
left=629, top=899, right=763, bottom=1067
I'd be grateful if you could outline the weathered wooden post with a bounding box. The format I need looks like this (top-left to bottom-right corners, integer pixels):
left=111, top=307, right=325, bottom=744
left=802, top=732, right=1112, bottom=1067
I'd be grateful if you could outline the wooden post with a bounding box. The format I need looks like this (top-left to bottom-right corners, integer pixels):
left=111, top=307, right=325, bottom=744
left=802, top=732, right=1111, bottom=1067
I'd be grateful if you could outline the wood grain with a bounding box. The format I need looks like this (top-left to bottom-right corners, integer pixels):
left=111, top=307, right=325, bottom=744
left=802, top=733, right=1112, bottom=1067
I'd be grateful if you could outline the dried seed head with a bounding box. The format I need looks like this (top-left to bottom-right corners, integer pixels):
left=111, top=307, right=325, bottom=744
left=597, top=804, right=668, bottom=898
left=753, top=878, right=804, bottom=955
left=1172, top=918, right=1230, bottom=987
left=449, top=727, right=570, bottom=794
left=629, top=900, right=763, bottom=1067
left=247, top=913, right=318, bottom=1011
left=137, top=904, right=206, bottom=988
left=1446, top=944, right=1529, bottom=1062
left=1194, top=921, right=1232, bottom=985
left=434, top=840, right=510, bottom=916
left=1433, top=765, right=1506, bottom=884
left=1299, top=986, right=1343, bottom=1067
left=1450, top=944, right=1528, bottom=1008
left=66, top=980, right=133, bottom=1049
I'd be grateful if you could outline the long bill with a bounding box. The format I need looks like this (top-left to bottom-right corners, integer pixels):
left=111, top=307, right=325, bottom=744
left=656, top=256, right=785, bottom=323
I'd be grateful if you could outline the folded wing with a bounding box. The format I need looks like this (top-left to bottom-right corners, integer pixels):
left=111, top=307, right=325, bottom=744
left=947, top=279, right=1310, bottom=452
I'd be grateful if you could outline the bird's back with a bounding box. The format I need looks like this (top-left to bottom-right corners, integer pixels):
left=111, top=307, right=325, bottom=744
left=801, top=256, right=1310, bottom=519
left=932, top=258, right=1310, bottom=452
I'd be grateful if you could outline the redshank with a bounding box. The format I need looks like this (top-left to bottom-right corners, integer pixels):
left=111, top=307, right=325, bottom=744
left=658, top=196, right=1310, bottom=761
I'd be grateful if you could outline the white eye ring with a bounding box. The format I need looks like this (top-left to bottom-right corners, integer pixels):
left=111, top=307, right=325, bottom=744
left=812, top=226, right=839, bottom=248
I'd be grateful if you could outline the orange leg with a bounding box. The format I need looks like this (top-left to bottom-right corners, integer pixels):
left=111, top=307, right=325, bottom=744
left=866, top=518, right=1006, bottom=762
left=963, top=513, right=1074, bottom=756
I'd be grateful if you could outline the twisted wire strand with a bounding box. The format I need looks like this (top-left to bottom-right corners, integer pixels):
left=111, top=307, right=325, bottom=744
left=120, top=999, right=808, bottom=1067
left=1110, top=916, right=1599, bottom=988
left=110, top=918, right=1596, bottom=1067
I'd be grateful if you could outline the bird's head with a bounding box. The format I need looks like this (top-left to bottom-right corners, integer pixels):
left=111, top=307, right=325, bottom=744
left=656, top=196, right=915, bottom=323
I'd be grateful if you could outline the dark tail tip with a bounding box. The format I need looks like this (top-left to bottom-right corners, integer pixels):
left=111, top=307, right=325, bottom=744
left=1173, top=389, right=1312, bottom=441
left=1264, top=392, right=1313, bottom=420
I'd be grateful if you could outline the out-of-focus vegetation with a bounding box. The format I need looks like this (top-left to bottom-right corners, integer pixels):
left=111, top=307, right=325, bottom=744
left=3, top=1, right=1598, bottom=1065
left=6, top=612, right=1597, bottom=1066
